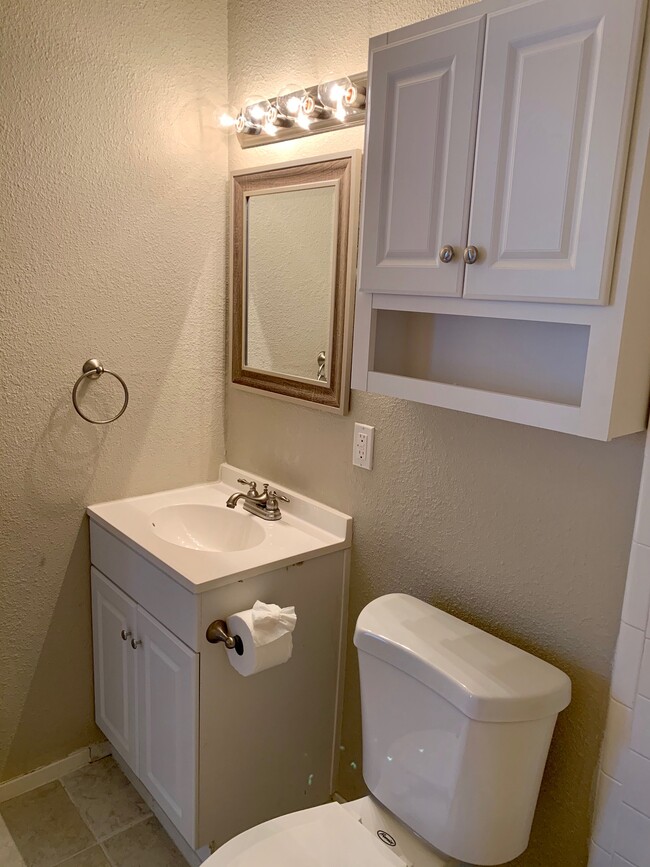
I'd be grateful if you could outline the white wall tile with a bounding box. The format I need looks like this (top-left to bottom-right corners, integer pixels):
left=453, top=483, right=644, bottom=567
left=592, top=434, right=650, bottom=863
left=594, top=771, right=623, bottom=852
left=603, top=700, right=635, bottom=781
left=612, top=624, right=646, bottom=707
left=639, top=641, right=650, bottom=699
left=614, top=805, right=650, bottom=867
left=590, top=841, right=613, bottom=867
left=623, top=544, right=650, bottom=630
left=631, top=697, right=650, bottom=760
left=623, top=751, right=650, bottom=817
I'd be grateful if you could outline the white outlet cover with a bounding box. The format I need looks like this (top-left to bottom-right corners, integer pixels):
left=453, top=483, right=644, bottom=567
left=353, top=423, right=375, bottom=470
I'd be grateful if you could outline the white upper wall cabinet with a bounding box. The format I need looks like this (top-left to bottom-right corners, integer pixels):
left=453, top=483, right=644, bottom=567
left=465, top=0, right=641, bottom=304
left=359, top=0, right=642, bottom=305
left=359, top=18, right=485, bottom=296
left=352, top=0, right=650, bottom=440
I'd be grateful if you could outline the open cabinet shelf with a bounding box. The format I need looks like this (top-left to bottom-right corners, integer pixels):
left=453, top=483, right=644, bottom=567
left=373, top=310, right=590, bottom=407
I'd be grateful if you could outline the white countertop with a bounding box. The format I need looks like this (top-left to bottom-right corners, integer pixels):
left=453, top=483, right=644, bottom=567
left=87, top=464, right=353, bottom=593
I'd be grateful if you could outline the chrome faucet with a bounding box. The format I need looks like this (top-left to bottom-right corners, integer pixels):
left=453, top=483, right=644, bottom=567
left=226, top=478, right=290, bottom=521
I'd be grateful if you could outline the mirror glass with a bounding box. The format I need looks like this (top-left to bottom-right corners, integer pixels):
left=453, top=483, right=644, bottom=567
left=245, top=185, right=336, bottom=383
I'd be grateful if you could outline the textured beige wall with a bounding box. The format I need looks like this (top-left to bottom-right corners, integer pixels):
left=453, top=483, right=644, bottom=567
left=226, top=0, right=646, bottom=864
left=0, top=0, right=228, bottom=781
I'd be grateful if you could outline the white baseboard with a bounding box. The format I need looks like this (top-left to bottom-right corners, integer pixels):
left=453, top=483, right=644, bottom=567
left=0, top=742, right=111, bottom=804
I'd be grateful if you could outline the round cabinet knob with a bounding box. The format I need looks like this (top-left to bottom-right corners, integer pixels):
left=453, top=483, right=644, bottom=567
left=439, top=245, right=455, bottom=264
left=131, top=638, right=142, bottom=649
left=120, top=630, right=132, bottom=641
left=463, top=245, right=479, bottom=265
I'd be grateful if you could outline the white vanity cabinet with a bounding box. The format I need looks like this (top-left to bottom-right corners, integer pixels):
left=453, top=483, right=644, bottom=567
left=88, top=469, right=352, bottom=858
left=92, top=568, right=198, bottom=844
left=353, top=0, right=650, bottom=439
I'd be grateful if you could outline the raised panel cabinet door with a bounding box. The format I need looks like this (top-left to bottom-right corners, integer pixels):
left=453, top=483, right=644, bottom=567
left=91, top=568, right=138, bottom=773
left=359, top=17, right=485, bottom=296
left=135, top=606, right=198, bottom=845
left=464, top=0, right=643, bottom=304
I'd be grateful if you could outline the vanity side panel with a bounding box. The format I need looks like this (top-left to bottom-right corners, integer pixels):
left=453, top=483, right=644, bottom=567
left=89, top=521, right=200, bottom=650
left=197, top=551, right=349, bottom=849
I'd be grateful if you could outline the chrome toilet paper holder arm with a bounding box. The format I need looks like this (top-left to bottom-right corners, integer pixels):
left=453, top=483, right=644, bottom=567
left=206, top=620, right=243, bottom=655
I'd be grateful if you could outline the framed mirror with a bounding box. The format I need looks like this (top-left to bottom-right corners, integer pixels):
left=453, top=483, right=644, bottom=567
left=231, top=152, right=361, bottom=413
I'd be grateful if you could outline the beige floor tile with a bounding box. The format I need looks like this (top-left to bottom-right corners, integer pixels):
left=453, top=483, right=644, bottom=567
left=0, top=781, right=94, bottom=867
left=61, top=757, right=150, bottom=840
left=0, top=815, right=26, bottom=867
left=102, top=817, right=187, bottom=867
left=56, top=846, right=111, bottom=866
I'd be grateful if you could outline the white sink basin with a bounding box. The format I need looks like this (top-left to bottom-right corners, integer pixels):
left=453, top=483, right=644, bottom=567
left=87, top=464, right=353, bottom=593
left=150, top=504, right=265, bottom=553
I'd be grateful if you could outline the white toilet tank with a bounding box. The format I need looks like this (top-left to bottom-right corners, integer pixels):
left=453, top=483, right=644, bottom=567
left=354, top=595, right=571, bottom=866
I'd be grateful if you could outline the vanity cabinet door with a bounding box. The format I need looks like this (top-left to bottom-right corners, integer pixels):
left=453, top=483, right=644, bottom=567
left=359, top=17, right=485, bottom=297
left=135, top=607, right=198, bottom=846
left=464, top=0, right=641, bottom=304
left=91, top=568, right=138, bottom=773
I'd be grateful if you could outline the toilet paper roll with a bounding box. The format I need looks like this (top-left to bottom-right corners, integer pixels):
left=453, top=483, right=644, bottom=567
left=225, top=609, right=294, bottom=677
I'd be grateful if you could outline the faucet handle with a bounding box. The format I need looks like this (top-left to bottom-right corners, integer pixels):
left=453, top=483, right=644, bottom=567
left=267, top=489, right=290, bottom=503
left=237, top=478, right=259, bottom=496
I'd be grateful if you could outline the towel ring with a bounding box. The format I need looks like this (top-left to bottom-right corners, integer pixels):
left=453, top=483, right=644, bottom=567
left=72, top=359, right=129, bottom=425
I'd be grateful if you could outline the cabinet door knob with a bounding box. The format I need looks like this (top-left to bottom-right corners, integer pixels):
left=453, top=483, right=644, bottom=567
left=463, top=245, right=479, bottom=265
left=120, top=630, right=132, bottom=641
left=131, top=638, right=142, bottom=649
left=439, top=245, right=455, bottom=264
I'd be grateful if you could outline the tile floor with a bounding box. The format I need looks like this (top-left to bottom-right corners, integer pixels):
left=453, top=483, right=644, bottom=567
left=0, top=757, right=189, bottom=867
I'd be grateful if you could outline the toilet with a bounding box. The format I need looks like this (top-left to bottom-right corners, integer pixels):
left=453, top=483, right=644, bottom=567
left=205, top=594, right=571, bottom=866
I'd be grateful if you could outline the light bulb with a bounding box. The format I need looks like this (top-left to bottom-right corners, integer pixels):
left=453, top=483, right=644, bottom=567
left=300, top=93, right=329, bottom=120
left=286, top=96, right=302, bottom=115
left=243, top=96, right=271, bottom=129
left=343, top=83, right=366, bottom=111
left=265, top=104, right=292, bottom=130
left=296, top=110, right=312, bottom=130
left=277, top=84, right=309, bottom=119
left=215, top=103, right=241, bottom=135
left=235, top=108, right=260, bottom=136
left=334, top=100, right=347, bottom=122
left=318, top=76, right=360, bottom=123
left=318, top=76, right=351, bottom=109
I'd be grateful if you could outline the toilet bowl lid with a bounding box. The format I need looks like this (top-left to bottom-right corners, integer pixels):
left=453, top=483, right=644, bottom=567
left=204, top=802, right=411, bottom=867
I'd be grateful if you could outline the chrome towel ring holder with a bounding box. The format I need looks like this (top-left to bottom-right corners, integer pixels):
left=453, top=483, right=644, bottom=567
left=72, top=358, right=129, bottom=425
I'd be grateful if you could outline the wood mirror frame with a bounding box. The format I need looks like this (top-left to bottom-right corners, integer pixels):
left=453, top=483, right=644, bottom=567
left=230, top=151, right=361, bottom=414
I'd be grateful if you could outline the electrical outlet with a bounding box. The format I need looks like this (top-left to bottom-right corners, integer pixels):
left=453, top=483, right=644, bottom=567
left=353, top=423, right=375, bottom=470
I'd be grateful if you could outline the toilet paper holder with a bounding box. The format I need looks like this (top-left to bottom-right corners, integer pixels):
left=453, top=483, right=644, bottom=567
left=206, top=620, right=244, bottom=655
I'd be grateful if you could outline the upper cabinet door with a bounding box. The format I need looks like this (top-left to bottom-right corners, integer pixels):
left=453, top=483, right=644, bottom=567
left=359, top=18, right=485, bottom=296
left=464, top=0, right=642, bottom=304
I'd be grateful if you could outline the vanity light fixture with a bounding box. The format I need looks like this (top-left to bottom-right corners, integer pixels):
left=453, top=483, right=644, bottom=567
left=221, top=72, right=368, bottom=148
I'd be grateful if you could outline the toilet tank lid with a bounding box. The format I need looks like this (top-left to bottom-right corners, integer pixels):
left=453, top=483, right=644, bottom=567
left=354, top=595, right=571, bottom=723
